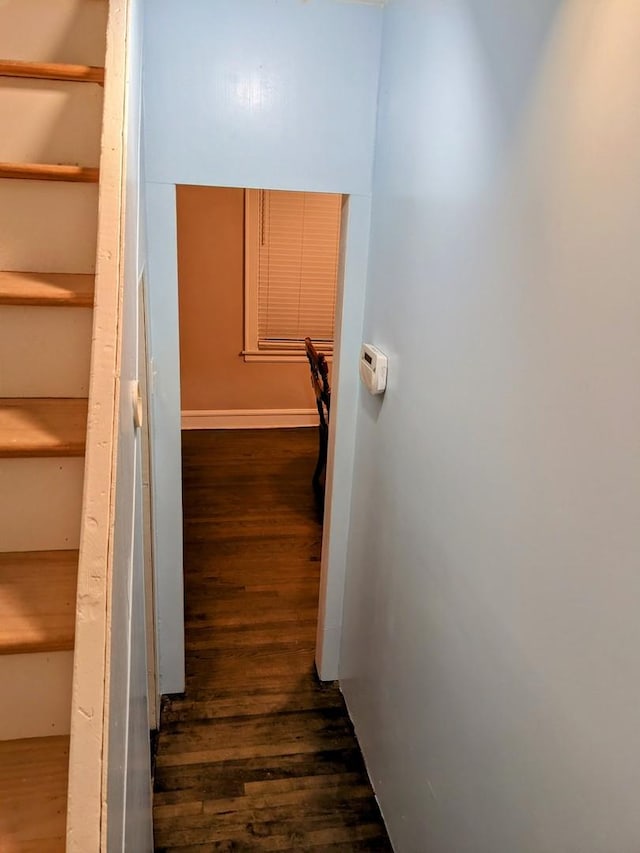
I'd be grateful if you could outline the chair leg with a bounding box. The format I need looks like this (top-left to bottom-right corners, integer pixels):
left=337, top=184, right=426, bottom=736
left=312, top=424, right=329, bottom=512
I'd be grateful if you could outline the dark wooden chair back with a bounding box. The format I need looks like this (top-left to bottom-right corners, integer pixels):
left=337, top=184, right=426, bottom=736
left=304, top=337, right=331, bottom=510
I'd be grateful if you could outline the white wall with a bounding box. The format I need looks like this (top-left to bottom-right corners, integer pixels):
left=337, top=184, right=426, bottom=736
left=142, top=0, right=383, bottom=688
left=341, top=1, right=640, bottom=851
left=106, top=0, right=153, bottom=848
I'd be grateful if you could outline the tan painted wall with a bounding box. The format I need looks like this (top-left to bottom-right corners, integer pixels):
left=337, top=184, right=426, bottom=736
left=176, top=184, right=316, bottom=412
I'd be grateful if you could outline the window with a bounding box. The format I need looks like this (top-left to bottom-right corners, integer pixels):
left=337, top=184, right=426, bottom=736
left=243, top=189, right=343, bottom=362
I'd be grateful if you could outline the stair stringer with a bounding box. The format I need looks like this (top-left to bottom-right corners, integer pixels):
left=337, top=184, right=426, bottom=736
left=66, top=1, right=132, bottom=850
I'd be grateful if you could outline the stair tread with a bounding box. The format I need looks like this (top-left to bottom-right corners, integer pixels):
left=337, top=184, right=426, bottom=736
left=0, top=398, right=88, bottom=457
left=0, top=550, right=78, bottom=654
left=0, top=270, right=94, bottom=307
left=0, top=59, right=104, bottom=84
left=0, top=735, right=69, bottom=851
left=0, top=162, right=99, bottom=182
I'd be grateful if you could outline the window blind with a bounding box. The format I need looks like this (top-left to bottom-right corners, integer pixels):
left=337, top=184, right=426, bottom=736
left=256, top=190, right=342, bottom=348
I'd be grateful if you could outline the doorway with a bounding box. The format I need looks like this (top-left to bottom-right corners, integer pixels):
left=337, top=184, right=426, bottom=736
left=151, top=188, right=391, bottom=845
left=144, top=182, right=372, bottom=691
left=175, top=184, right=341, bottom=647
left=176, top=185, right=337, bottom=434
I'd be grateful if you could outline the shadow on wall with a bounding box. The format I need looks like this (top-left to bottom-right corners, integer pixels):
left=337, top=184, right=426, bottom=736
left=466, top=0, right=560, bottom=125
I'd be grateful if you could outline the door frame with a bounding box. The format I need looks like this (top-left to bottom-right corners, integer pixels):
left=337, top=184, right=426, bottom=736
left=138, top=270, right=160, bottom=727
left=144, top=184, right=372, bottom=686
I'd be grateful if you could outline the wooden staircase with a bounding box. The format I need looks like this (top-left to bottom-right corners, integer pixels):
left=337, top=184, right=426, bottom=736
left=0, top=59, right=105, bottom=85
left=0, top=1, right=108, bottom=849
left=0, top=162, right=100, bottom=182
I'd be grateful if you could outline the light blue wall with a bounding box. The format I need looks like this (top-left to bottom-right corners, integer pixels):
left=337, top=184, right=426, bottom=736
left=341, top=1, right=640, bottom=851
left=144, top=180, right=184, bottom=696
left=143, top=0, right=382, bottom=194
left=142, top=0, right=383, bottom=686
left=106, top=0, right=153, bottom=848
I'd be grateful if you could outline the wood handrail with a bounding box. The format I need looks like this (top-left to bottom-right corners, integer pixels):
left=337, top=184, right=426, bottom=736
left=0, top=59, right=104, bottom=84
left=0, top=162, right=99, bottom=183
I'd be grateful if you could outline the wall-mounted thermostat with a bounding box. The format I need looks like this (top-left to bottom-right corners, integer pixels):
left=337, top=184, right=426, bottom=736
left=359, top=343, right=388, bottom=395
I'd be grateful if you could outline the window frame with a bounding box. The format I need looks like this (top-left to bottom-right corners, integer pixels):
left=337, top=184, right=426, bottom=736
left=242, top=189, right=336, bottom=364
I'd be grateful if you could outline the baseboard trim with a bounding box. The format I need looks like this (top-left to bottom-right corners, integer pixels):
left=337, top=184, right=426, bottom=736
left=181, top=408, right=318, bottom=430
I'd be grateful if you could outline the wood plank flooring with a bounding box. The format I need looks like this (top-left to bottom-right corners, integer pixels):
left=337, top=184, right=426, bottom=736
left=153, top=428, right=392, bottom=852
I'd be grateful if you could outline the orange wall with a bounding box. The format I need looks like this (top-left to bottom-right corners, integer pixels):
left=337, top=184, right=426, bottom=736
left=176, top=184, right=316, bottom=412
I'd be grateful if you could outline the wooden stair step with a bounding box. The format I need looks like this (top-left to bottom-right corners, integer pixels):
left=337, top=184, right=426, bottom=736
left=0, top=550, right=78, bottom=654
left=0, top=162, right=99, bottom=183
left=0, top=59, right=104, bottom=84
left=0, top=270, right=94, bottom=307
left=0, top=398, right=88, bottom=457
left=0, top=735, right=69, bottom=851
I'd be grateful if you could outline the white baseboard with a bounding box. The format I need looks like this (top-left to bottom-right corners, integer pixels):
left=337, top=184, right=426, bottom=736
left=181, top=408, right=319, bottom=430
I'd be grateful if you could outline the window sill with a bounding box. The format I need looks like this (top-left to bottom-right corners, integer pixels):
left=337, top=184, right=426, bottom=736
left=242, top=350, right=333, bottom=364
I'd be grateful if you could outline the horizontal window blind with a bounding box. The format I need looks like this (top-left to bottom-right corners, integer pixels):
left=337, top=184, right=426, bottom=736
left=257, top=190, right=342, bottom=347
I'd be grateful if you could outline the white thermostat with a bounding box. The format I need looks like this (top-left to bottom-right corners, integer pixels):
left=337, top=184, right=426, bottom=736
left=359, top=343, right=388, bottom=395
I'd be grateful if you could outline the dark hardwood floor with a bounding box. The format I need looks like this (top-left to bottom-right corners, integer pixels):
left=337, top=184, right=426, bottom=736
left=153, top=428, right=392, bottom=852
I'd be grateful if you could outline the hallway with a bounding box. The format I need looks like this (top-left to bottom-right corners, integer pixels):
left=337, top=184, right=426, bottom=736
left=153, top=429, right=391, bottom=851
